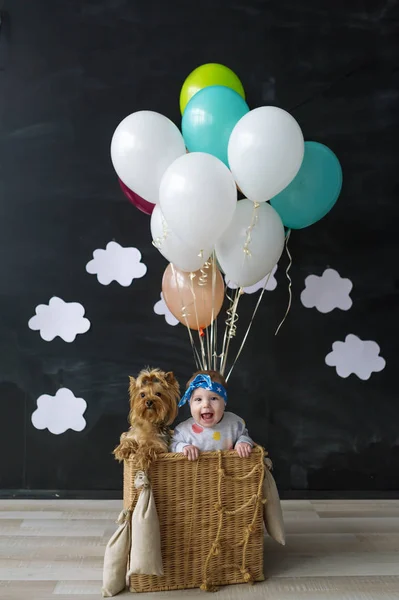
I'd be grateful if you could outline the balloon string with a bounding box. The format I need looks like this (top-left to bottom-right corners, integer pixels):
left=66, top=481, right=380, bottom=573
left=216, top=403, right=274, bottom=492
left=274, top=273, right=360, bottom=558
left=210, top=253, right=218, bottom=370
left=225, top=269, right=273, bottom=382
left=172, top=267, right=202, bottom=370
left=218, top=289, right=232, bottom=374
left=205, top=325, right=211, bottom=370
left=220, top=287, right=242, bottom=376
left=216, top=278, right=232, bottom=372
left=170, top=264, right=202, bottom=370
left=189, top=272, right=208, bottom=370
left=197, top=258, right=212, bottom=367
left=207, top=253, right=216, bottom=370
left=275, top=229, right=292, bottom=336
left=188, top=329, right=203, bottom=371
left=223, top=201, right=260, bottom=374
left=236, top=201, right=260, bottom=301
left=213, top=312, right=218, bottom=371
left=226, top=290, right=240, bottom=339
left=243, top=202, right=260, bottom=257
left=198, top=259, right=211, bottom=287
left=152, top=215, right=168, bottom=249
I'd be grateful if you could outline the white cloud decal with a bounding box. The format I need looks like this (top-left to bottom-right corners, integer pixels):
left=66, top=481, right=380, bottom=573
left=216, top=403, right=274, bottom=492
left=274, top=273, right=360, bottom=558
left=325, top=334, right=386, bottom=380
left=31, top=388, right=87, bottom=435
left=301, top=268, right=352, bottom=313
left=226, top=265, right=277, bottom=293
left=154, top=293, right=179, bottom=326
left=86, top=241, right=147, bottom=286
left=28, top=297, right=90, bottom=342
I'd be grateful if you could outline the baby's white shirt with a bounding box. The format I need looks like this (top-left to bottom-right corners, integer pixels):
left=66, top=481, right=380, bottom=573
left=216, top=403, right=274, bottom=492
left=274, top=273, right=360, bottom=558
left=170, top=411, right=253, bottom=452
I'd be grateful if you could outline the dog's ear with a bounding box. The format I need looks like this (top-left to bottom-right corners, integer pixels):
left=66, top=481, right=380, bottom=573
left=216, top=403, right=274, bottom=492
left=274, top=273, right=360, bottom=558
left=167, top=398, right=178, bottom=426
left=164, top=372, right=179, bottom=425
left=165, top=371, right=180, bottom=396
left=165, top=372, right=177, bottom=386
left=128, top=376, right=136, bottom=401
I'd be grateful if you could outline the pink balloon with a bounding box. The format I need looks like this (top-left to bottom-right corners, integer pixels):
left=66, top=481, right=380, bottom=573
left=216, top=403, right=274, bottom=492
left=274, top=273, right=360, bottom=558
left=118, top=178, right=155, bottom=215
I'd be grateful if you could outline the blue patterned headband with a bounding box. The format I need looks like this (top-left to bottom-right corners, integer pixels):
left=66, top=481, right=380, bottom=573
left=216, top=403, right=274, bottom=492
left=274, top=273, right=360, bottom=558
left=178, top=374, right=228, bottom=408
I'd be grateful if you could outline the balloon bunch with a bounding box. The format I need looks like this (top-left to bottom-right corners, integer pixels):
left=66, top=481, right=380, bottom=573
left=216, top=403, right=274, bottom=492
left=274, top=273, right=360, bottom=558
left=111, top=63, right=342, bottom=378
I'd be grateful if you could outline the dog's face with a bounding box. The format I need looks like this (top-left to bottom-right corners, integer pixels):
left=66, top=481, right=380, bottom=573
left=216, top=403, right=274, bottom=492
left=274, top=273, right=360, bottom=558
left=128, top=368, right=179, bottom=426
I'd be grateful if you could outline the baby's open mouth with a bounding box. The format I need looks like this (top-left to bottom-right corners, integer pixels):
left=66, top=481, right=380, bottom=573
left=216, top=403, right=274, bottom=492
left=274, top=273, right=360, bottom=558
left=201, top=412, right=214, bottom=422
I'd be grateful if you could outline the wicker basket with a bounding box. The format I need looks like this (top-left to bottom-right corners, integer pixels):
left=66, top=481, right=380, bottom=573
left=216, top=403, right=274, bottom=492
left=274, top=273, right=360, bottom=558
left=124, top=446, right=266, bottom=592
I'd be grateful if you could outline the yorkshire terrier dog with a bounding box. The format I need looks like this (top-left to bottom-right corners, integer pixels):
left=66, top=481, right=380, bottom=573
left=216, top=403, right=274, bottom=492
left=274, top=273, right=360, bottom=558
left=113, top=368, right=179, bottom=470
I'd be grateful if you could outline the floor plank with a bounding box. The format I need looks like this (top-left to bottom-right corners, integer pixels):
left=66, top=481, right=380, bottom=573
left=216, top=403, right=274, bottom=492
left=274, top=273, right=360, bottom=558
left=0, top=499, right=398, bottom=599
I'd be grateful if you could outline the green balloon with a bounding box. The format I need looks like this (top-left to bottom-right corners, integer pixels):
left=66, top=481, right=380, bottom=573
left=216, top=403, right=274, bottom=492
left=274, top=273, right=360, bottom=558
left=180, top=63, right=245, bottom=115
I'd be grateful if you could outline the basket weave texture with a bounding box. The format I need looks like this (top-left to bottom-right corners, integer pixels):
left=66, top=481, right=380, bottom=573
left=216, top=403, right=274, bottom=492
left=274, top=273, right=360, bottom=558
left=124, top=446, right=265, bottom=592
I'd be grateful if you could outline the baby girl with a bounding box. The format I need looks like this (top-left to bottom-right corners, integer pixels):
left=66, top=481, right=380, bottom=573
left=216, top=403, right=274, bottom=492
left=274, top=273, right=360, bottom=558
left=170, top=370, right=254, bottom=460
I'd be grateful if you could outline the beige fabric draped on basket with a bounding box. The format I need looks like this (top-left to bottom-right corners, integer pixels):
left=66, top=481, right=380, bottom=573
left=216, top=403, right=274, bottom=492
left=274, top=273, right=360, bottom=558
left=124, top=446, right=266, bottom=593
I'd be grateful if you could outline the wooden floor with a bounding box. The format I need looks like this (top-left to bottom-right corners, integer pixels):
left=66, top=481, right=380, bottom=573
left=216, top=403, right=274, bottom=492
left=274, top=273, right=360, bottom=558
left=0, top=500, right=399, bottom=599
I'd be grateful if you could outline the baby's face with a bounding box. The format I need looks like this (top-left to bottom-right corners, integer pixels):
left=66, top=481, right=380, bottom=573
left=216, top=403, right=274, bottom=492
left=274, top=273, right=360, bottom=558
left=190, top=387, right=225, bottom=428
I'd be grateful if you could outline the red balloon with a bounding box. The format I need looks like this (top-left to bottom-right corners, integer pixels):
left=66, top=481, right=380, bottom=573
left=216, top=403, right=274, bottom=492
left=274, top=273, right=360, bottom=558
left=118, top=178, right=155, bottom=215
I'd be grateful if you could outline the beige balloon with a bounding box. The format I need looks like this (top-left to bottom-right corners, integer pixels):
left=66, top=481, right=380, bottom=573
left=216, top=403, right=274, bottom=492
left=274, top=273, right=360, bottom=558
left=162, top=263, right=224, bottom=330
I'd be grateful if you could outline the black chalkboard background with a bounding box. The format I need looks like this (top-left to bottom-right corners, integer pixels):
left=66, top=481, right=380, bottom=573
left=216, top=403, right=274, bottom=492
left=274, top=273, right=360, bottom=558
left=0, top=0, right=398, bottom=498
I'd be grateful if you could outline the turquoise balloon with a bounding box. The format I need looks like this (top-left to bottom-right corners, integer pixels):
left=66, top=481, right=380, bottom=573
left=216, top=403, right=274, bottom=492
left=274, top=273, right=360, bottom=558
left=182, top=85, right=249, bottom=166
left=270, top=141, right=342, bottom=229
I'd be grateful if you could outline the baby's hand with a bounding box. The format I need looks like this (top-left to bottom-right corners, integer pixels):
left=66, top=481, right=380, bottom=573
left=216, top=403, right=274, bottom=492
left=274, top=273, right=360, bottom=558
left=235, top=442, right=252, bottom=458
left=183, top=445, right=200, bottom=461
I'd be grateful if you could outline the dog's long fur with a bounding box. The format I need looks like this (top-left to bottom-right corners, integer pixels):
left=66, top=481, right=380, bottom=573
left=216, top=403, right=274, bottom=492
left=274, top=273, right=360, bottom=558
left=113, top=368, right=179, bottom=470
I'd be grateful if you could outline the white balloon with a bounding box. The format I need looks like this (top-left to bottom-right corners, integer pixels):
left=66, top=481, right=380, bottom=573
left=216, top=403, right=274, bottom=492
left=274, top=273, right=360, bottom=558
left=159, top=152, right=237, bottom=250
left=216, top=199, right=285, bottom=287
left=110, top=111, right=186, bottom=204
left=228, top=106, right=304, bottom=203
left=150, top=205, right=212, bottom=272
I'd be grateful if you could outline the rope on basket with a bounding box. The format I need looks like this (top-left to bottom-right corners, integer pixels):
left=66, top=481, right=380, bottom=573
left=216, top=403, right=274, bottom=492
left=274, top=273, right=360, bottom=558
left=200, top=447, right=266, bottom=592
left=183, top=457, right=201, bottom=587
